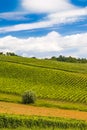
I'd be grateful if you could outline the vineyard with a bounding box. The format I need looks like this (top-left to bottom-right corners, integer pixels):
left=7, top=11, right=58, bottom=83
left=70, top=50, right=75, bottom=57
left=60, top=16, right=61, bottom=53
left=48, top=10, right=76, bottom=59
left=0, top=55, right=87, bottom=129
left=0, top=55, right=87, bottom=104
left=0, top=114, right=87, bottom=129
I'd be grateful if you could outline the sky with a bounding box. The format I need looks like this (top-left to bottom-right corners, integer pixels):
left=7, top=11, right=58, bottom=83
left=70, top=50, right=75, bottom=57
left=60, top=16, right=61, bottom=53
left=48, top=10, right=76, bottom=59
left=0, top=0, right=87, bottom=58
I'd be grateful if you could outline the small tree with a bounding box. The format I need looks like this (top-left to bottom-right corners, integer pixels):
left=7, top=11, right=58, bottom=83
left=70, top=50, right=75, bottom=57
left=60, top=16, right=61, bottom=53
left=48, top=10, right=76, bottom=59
left=22, top=91, right=36, bottom=104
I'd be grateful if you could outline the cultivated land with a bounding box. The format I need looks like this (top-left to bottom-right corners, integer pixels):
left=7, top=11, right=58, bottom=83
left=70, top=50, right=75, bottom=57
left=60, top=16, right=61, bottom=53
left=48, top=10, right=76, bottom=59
left=0, top=55, right=87, bottom=129
left=0, top=101, right=87, bottom=121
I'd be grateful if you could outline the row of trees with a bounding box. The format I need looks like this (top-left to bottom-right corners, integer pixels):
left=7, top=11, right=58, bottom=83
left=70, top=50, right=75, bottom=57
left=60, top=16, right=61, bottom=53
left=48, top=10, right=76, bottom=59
left=50, top=55, right=87, bottom=63
left=0, top=52, right=18, bottom=56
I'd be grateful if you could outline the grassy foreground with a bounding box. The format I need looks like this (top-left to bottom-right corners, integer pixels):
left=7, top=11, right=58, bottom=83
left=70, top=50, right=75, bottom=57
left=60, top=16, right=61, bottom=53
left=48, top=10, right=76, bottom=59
left=0, top=114, right=87, bottom=129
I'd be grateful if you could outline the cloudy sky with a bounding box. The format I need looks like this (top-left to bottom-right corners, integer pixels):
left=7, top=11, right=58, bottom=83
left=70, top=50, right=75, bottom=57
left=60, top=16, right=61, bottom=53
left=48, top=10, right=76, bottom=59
left=0, top=0, right=87, bottom=58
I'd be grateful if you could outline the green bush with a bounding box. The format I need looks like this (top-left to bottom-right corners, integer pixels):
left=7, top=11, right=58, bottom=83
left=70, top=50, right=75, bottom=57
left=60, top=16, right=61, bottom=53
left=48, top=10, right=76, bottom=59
left=22, top=91, right=36, bottom=104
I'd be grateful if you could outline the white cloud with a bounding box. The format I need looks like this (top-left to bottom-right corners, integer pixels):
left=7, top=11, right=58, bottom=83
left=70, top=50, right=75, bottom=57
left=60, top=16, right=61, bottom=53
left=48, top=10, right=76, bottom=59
left=21, top=0, right=74, bottom=13
left=0, top=32, right=62, bottom=53
left=0, top=31, right=87, bottom=58
left=0, top=0, right=87, bottom=33
left=0, top=12, right=28, bottom=20
left=48, top=8, right=87, bottom=20
left=0, top=7, right=87, bottom=33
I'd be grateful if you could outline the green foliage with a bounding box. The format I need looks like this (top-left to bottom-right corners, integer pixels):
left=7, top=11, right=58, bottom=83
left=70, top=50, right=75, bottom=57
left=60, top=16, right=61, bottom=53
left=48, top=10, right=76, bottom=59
left=6, top=52, right=18, bottom=56
left=0, top=55, right=87, bottom=104
left=0, top=114, right=87, bottom=129
left=50, top=55, right=87, bottom=63
left=0, top=52, right=18, bottom=56
left=0, top=128, right=71, bottom=130
left=0, top=52, right=3, bottom=55
left=22, top=91, right=36, bottom=104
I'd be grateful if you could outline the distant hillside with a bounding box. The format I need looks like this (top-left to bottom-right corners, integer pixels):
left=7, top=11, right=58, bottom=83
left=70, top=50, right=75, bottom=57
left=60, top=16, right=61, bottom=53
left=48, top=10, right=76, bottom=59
left=0, top=55, right=87, bottom=103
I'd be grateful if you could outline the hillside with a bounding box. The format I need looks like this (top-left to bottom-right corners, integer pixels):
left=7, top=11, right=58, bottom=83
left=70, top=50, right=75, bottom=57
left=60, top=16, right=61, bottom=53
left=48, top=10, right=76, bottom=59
left=0, top=55, right=87, bottom=104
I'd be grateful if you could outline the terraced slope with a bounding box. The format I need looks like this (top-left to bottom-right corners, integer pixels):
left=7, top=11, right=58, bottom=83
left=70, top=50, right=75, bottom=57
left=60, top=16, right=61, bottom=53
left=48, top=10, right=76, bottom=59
left=0, top=55, right=87, bottom=103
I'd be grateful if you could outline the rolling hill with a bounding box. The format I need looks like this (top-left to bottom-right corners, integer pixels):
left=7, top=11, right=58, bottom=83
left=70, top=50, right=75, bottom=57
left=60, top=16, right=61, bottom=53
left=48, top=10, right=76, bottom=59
left=0, top=55, right=87, bottom=104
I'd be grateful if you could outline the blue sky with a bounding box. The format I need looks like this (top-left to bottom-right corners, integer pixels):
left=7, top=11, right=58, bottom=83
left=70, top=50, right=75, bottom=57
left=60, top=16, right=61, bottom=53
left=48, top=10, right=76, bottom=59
left=0, top=0, right=87, bottom=58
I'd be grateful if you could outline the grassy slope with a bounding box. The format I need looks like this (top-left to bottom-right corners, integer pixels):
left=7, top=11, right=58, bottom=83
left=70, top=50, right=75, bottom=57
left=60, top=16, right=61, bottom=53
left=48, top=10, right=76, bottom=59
left=0, top=55, right=87, bottom=104
left=0, top=55, right=87, bottom=74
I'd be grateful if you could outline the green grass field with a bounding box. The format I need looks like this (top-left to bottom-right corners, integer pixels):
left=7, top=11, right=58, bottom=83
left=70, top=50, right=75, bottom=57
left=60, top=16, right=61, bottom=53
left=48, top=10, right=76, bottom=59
left=0, top=55, right=87, bottom=104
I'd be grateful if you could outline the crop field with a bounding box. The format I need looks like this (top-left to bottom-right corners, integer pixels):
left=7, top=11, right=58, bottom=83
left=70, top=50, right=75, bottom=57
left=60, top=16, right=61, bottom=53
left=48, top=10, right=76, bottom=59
left=0, top=128, right=81, bottom=130
left=0, top=55, right=87, bottom=104
left=0, top=55, right=87, bottom=74
left=0, top=101, right=87, bottom=120
left=0, top=114, right=87, bottom=130
left=0, top=55, right=87, bottom=129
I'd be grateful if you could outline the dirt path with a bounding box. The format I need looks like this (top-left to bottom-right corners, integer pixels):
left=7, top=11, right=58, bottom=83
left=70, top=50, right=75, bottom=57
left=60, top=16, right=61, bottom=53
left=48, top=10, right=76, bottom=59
left=0, top=101, right=87, bottom=121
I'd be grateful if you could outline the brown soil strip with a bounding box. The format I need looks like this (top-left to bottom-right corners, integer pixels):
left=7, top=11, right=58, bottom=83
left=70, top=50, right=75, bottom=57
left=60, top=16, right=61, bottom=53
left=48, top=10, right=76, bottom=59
left=0, top=101, right=87, bottom=121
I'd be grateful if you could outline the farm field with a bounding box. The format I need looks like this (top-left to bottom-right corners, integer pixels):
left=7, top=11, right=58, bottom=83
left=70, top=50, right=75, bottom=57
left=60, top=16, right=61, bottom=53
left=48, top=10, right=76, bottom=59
left=0, top=55, right=87, bottom=104
left=0, top=114, right=87, bottom=130
left=1, top=93, right=87, bottom=112
left=2, top=127, right=85, bottom=130
left=0, top=101, right=87, bottom=121
left=0, top=55, right=87, bottom=129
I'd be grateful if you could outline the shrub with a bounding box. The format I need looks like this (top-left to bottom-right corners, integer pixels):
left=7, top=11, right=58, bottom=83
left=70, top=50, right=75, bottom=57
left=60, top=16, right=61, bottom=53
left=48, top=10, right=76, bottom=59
left=22, top=91, right=36, bottom=104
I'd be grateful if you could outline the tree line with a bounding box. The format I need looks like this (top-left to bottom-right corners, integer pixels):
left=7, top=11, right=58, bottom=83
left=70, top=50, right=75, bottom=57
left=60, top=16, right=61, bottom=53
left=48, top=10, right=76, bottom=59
left=50, top=55, right=87, bottom=63
left=0, top=52, right=18, bottom=56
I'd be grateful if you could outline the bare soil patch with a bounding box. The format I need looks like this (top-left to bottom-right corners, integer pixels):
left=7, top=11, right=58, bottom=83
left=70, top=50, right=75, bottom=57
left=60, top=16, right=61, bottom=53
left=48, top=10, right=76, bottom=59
left=0, top=101, right=87, bottom=121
